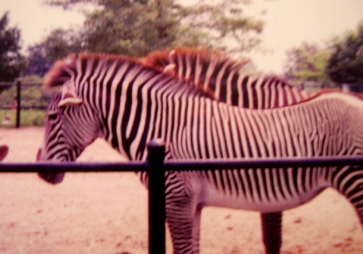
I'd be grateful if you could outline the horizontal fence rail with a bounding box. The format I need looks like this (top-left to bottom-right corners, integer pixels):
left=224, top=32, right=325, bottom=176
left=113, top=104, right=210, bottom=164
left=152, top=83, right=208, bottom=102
left=0, top=161, right=148, bottom=172
left=3, top=155, right=363, bottom=172
left=0, top=82, right=41, bottom=86
left=2, top=140, right=363, bottom=254
left=0, top=105, right=47, bottom=110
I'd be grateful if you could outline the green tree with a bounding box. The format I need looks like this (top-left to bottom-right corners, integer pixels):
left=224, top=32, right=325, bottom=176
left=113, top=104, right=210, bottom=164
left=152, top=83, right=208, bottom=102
left=0, top=12, right=25, bottom=82
left=284, top=42, right=332, bottom=84
left=25, top=28, right=85, bottom=76
left=327, top=22, right=363, bottom=84
left=24, top=44, right=53, bottom=77
left=38, top=28, right=84, bottom=61
left=41, top=0, right=263, bottom=58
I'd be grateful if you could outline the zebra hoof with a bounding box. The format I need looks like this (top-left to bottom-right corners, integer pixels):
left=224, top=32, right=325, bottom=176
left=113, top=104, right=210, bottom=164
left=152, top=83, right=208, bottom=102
left=38, top=172, right=65, bottom=184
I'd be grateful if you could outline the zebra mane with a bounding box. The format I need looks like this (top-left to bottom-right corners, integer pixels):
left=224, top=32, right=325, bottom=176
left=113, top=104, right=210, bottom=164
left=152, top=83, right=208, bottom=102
left=44, top=54, right=77, bottom=88
left=44, top=52, right=219, bottom=101
left=295, top=88, right=363, bottom=104
left=44, top=53, right=140, bottom=88
left=142, top=47, right=248, bottom=81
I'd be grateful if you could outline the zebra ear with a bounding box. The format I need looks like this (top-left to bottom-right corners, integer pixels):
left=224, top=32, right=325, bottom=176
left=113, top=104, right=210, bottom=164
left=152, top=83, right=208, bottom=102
left=58, top=82, right=83, bottom=108
left=163, top=63, right=176, bottom=74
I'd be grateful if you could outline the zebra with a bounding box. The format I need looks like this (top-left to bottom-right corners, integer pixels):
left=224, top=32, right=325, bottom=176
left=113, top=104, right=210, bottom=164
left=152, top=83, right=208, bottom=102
left=142, top=48, right=310, bottom=109
left=37, top=52, right=363, bottom=254
left=143, top=48, right=312, bottom=252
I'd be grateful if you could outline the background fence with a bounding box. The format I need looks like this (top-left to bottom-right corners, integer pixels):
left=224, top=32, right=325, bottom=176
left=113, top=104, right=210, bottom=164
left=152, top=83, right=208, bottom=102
left=0, top=81, right=48, bottom=128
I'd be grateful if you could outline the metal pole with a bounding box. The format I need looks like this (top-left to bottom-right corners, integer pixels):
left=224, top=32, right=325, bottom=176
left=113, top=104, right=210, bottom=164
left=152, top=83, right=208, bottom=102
left=16, top=81, right=21, bottom=128
left=147, top=139, right=166, bottom=254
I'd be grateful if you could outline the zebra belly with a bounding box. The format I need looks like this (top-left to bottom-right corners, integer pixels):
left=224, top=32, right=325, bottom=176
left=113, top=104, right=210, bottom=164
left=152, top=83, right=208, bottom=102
left=202, top=185, right=327, bottom=213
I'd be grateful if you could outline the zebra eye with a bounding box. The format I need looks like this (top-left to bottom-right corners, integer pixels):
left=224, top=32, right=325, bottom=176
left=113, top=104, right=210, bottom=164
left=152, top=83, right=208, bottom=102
left=47, top=110, right=58, bottom=120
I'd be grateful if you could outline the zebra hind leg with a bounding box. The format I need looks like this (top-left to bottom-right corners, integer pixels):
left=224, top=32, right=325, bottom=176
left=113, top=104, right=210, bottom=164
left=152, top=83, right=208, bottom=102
left=261, top=212, right=283, bottom=254
left=332, top=166, right=363, bottom=226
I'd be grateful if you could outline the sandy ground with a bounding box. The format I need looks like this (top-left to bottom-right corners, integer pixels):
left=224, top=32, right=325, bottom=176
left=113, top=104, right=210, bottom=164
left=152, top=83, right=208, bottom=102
left=0, top=127, right=363, bottom=254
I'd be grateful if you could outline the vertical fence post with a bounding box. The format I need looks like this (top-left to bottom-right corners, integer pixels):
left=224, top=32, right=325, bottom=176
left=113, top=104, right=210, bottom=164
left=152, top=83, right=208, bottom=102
left=147, top=139, right=166, bottom=254
left=16, top=81, right=21, bottom=128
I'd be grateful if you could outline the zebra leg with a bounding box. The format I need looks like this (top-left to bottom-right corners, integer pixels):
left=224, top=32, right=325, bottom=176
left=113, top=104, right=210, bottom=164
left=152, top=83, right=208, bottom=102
left=192, top=206, right=202, bottom=252
left=165, top=173, right=202, bottom=254
left=166, top=199, right=202, bottom=254
left=261, top=212, right=282, bottom=254
left=331, top=166, right=363, bottom=225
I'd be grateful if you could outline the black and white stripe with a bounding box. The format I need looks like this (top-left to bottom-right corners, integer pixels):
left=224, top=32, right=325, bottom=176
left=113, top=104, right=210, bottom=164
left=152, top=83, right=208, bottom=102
left=38, top=53, right=363, bottom=254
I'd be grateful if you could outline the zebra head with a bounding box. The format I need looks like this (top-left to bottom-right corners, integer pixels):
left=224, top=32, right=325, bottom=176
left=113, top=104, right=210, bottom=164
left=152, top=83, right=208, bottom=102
left=37, top=56, right=103, bottom=184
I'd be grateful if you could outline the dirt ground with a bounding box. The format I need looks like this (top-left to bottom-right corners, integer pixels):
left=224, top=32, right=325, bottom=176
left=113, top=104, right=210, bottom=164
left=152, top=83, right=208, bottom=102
left=0, top=127, right=362, bottom=254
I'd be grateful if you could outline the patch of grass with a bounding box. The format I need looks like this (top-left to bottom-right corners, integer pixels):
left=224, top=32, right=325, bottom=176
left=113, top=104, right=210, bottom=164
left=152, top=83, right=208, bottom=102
left=0, top=109, right=47, bottom=127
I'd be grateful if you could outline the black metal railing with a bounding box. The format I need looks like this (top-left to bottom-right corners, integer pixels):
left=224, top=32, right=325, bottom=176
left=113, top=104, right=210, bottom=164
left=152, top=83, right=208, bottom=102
left=1, top=140, right=363, bottom=253
left=0, top=81, right=46, bottom=128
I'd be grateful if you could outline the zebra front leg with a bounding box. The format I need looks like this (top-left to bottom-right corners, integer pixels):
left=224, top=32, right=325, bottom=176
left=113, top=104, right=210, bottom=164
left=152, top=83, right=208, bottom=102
left=261, top=212, right=282, bottom=254
left=166, top=202, right=202, bottom=254
left=165, top=172, right=202, bottom=254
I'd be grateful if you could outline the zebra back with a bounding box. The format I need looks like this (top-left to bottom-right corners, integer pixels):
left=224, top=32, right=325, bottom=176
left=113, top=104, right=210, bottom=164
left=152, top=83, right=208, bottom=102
left=143, top=48, right=310, bottom=109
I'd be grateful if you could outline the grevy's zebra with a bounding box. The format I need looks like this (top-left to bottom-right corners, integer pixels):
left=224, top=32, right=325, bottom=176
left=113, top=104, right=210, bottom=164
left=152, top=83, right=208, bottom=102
left=142, top=48, right=310, bottom=108
left=143, top=48, right=311, bottom=253
left=37, top=53, right=363, bottom=254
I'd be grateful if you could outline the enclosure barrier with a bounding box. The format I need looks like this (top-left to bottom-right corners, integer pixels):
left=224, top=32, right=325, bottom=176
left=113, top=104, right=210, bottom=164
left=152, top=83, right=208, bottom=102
left=0, top=81, right=45, bottom=128
left=1, top=140, right=363, bottom=254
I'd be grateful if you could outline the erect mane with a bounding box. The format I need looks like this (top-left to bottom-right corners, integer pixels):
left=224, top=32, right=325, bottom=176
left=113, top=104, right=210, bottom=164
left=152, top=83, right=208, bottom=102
left=142, top=48, right=312, bottom=108
left=142, top=48, right=249, bottom=103
left=143, top=48, right=303, bottom=93
left=43, top=54, right=77, bottom=88
left=43, top=52, right=219, bottom=101
left=44, top=53, right=141, bottom=88
left=142, top=47, right=248, bottom=74
left=288, top=88, right=363, bottom=105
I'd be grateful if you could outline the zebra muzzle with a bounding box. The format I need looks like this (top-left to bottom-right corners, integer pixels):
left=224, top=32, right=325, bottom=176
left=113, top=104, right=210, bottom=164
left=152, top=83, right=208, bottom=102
left=36, top=148, right=65, bottom=184
left=38, top=172, right=65, bottom=184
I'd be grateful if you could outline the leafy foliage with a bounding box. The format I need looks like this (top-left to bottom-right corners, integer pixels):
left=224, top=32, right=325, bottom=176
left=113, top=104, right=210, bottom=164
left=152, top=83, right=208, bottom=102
left=0, top=77, right=54, bottom=128
left=177, top=0, right=263, bottom=53
left=0, top=12, right=25, bottom=81
left=284, top=42, right=333, bottom=84
left=0, top=109, right=47, bottom=127
left=37, top=0, right=263, bottom=60
left=0, top=75, right=54, bottom=109
left=327, top=23, right=363, bottom=84
left=25, top=28, right=84, bottom=76
left=24, top=44, right=53, bottom=77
